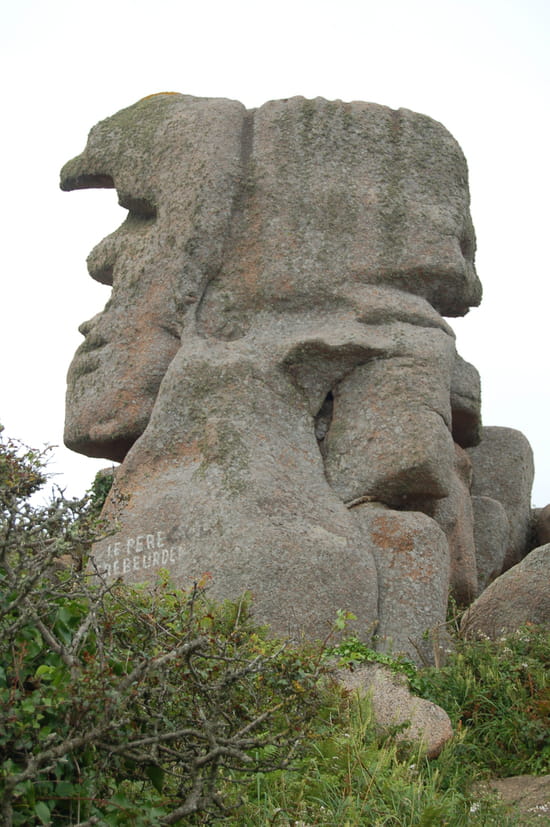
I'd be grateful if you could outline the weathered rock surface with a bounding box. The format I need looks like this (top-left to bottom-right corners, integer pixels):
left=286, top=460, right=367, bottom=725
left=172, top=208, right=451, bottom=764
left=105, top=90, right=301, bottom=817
left=431, top=444, right=478, bottom=605
left=61, top=94, right=247, bottom=462
left=450, top=354, right=482, bottom=448
left=60, top=93, right=535, bottom=654
left=322, top=324, right=457, bottom=507
left=467, top=426, right=534, bottom=570
left=93, top=333, right=380, bottom=642
left=336, top=663, right=453, bottom=758
left=196, top=96, right=481, bottom=333
left=461, top=545, right=550, bottom=639
left=471, top=495, right=509, bottom=594
left=477, top=775, right=550, bottom=823
left=535, top=504, right=550, bottom=547
left=351, top=503, right=450, bottom=662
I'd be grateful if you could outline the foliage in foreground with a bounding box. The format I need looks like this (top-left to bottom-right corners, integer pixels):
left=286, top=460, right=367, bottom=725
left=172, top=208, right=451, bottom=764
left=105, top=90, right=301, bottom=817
left=1, top=428, right=548, bottom=825
left=0, top=431, right=323, bottom=825
left=228, top=625, right=548, bottom=826
left=417, top=623, right=550, bottom=778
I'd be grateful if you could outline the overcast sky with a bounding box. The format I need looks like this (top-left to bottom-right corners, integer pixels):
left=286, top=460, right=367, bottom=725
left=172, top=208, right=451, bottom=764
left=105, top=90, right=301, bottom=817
left=1, top=0, right=548, bottom=506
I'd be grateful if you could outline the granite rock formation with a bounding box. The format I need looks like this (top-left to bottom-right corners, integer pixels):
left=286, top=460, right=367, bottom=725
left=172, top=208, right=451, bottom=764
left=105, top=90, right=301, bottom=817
left=61, top=93, right=536, bottom=660
left=467, top=426, right=535, bottom=571
left=335, top=664, right=453, bottom=758
left=534, top=504, right=550, bottom=547
left=460, top=545, right=550, bottom=639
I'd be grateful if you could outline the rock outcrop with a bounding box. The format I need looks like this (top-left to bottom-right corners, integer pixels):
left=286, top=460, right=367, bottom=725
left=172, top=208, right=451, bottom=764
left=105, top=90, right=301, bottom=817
left=468, top=426, right=535, bottom=572
left=461, top=545, right=550, bottom=639
left=335, top=663, right=453, bottom=758
left=470, top=495, right=509, bottom=594
left=534, top=504, right=550, bottom=547
left=61, top=93, right=538, bottom=659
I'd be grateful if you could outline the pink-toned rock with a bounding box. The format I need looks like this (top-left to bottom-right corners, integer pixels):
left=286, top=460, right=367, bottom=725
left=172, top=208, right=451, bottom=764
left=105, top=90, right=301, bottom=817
left=61, top=94, right=246, bottom=462
left=336, top=663, right=453, bottom=758
left=431, top=444, right=478, bottom=605
left=352, top=503, right=450, bottom=663
left=323, top=324, right=457, bottom=507
left=471, top=495, right=509, bottom=593
left=461, top=545, right=550, bottom=639
left=534, top=504, right=550, bottom=547
left=467, top=427, right=534, bottom=570
left=62, top=94, right=483, bottom=647
left=450, top=355, right=482, bottom=448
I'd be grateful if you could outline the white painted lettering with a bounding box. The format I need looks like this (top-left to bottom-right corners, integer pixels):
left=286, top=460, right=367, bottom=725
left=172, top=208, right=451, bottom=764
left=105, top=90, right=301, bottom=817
left=100, top=530, right=187, bottom=577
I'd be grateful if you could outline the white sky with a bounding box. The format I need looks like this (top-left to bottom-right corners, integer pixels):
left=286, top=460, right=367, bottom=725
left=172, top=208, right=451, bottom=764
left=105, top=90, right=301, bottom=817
left=1, top=0, right=548, bottom=506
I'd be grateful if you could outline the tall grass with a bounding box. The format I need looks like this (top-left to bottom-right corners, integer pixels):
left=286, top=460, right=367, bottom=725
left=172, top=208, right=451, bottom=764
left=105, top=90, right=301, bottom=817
left=220, top=624, right=548, bottom=826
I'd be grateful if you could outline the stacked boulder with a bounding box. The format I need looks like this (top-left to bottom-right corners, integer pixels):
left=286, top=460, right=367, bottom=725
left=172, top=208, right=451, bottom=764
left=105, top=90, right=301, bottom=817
left=60, top=93, right=547, bottom=660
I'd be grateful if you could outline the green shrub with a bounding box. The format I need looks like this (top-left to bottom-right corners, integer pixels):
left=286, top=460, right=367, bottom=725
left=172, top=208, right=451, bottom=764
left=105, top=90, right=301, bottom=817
left=416, top=624, right=550, bottom=777
left=1, top=428, right=547, bottom=825
left=0, top=430, right=324, bottom=825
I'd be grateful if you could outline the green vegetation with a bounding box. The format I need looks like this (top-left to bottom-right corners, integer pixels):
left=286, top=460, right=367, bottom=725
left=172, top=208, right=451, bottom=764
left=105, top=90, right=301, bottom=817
left=0, top=427, right=548, bottom=824
left=416, top=625, right=550, bottom=778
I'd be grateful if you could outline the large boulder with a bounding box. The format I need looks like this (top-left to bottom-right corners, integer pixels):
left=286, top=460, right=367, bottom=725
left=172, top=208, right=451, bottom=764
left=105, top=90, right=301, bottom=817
left=534, top=504, right=550, bottom=547
left=450, top=354, right=482, bottom=448
left=461, top=545, right=550, bottom=639
left=322, top=324, right=457, bottom=508
left=431, top=444, right=478, bottom=605
left=467, top=426, right=534, bottom=570
left=336, top=663, right=453, bottom=759
left=352, top=503, right=450, bottom=663
left=61, top=94, right=246, bottom=463
left=61, top=94, right=483, bottom=647
left=471, top=495, right=509, bottom=594
left=91, top=336, right=381, bottom=643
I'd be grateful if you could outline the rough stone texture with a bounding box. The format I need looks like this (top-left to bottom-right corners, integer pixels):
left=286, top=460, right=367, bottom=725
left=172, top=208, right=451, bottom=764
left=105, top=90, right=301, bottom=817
left=335, top=664, right=453, bottom=758
left=61, top=94, right=246, bottom=462
left=471, top=495, right=510, bottom=594
left=430, top=444, right=478, bottom=605
left=61, top=93, right=503, bottom=647
left=351, top=503, right=451, bottom=662
left=93, top=334, right=380, bottom=642
left=467, top=426, right=535, bottom=570
left=450, top=354, right=482, bottom=447
left=322, top=324, right=457, bottom=507
left=535, top=504, right=550, bottom=547
left=477, top=776, right=550, bottom=823
left=461, top=545, right=550, bottom=639
left=197, top=96, right=481, bottom=334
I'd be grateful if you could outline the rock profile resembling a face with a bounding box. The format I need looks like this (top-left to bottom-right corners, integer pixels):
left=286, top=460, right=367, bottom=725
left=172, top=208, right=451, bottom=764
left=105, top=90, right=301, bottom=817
left=62, top=93, right=491, bottom=661
left=62, top=94, right=246, bottom=461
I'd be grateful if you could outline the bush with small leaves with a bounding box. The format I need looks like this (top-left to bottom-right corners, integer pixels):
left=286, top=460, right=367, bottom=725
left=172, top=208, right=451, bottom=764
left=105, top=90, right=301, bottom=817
left=0, top=429, right=324, bottom=826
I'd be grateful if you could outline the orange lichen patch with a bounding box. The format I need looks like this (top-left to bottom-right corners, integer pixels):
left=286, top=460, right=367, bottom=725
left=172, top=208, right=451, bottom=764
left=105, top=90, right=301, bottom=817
left=176, top=439, right=202, bottom=463
left=139, top=92, right=182, bottom=101
left=371, top=515, right=415, bottom=554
